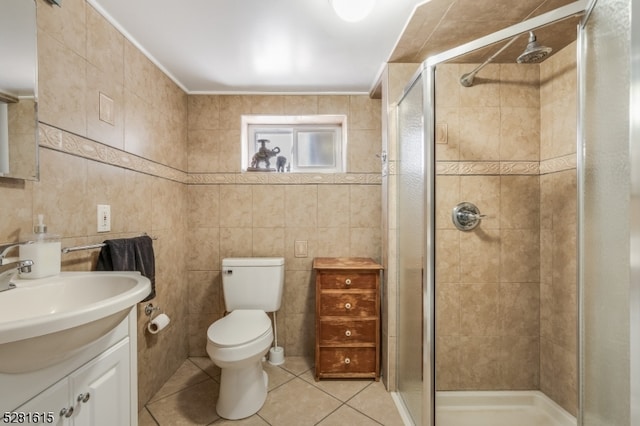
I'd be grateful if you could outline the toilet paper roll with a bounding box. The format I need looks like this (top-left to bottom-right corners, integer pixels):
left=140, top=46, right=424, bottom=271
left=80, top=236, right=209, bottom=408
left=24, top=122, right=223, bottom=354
left=147, top=313, right=170, bottom=334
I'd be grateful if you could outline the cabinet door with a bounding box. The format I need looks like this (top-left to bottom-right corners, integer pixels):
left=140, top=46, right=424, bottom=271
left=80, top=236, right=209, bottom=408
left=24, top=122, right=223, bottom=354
left=16, top=378, right=70, bottom=426
left=70, top=339, right=130, bottom=426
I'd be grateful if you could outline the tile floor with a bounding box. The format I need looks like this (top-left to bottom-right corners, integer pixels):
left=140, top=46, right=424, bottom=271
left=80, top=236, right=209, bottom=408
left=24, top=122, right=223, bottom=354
left=139, top=356, right=406, bottom=426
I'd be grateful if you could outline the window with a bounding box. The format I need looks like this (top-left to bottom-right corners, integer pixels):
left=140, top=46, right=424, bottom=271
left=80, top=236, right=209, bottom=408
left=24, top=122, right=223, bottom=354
left=241, top=115, right=346, bottom=173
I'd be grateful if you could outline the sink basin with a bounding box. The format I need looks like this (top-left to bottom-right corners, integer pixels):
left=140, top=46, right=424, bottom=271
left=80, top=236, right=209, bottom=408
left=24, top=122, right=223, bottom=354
left=0, top=271, right=151, bottom=373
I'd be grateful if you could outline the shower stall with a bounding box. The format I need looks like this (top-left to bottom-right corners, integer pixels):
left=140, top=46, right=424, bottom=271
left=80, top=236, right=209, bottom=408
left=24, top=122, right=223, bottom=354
left=393, top=0, right=639, bottom=425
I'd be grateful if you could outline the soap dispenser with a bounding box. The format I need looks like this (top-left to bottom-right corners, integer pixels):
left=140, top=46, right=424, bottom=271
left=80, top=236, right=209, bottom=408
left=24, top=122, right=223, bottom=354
left=19, top=214, right=61, bottom=279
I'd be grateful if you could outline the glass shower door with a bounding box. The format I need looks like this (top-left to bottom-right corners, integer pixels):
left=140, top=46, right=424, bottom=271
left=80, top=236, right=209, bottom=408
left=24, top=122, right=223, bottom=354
left=397, top=73, right=426, bottom=425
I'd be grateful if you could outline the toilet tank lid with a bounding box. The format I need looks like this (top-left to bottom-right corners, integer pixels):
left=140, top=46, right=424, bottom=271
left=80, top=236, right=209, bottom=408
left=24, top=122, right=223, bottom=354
left=222, top=257, right=284, bottom=267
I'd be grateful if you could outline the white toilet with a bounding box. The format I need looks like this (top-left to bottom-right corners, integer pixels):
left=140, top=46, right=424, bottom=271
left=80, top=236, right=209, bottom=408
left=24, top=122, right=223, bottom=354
left=206, top=257, right=284, bottom=420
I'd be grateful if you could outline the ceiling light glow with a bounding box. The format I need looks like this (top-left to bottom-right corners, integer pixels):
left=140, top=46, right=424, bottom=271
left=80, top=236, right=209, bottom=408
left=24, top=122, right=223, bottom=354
left=329, top=0, right=376, bottom=22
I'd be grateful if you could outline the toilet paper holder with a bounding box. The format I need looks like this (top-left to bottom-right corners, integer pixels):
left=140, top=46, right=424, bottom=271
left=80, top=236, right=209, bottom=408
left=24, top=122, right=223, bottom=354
left=144, top=303, right=170, bottom=334
left=144, top=303, right=161, bottom=319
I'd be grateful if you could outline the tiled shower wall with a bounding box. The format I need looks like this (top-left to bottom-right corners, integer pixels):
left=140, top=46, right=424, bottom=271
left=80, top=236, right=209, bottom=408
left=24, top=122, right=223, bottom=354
left=539, top=42, right=578, bottom=416
left=434, top=62, right=542, bottom=391
left=186, top=95, right=382, bottom=358
left=433, top=42, right=577, bottom=415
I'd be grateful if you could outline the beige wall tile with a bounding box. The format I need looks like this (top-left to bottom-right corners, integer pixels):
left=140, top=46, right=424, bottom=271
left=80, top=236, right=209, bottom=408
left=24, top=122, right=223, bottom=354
left=436, top=229, right=460, bottom=283
left=459, top=229, right=500, bottom=283
left=38, top=31, right=87, bottom=136
left=500, top=107, right=540, bottom=161
left=0, top=180, right=33, bottom=243
left=459, top=107, right=500, bottom=161
left=436, top=175, right=460, bottom=229
left=350, top=185, right=381, bottom=228
left=500, top=229, right=540, bottom=283
left=219, top=227, right=253, bottom=258
left=285, top=185, right=318, bottom=227
left=500, top=336, right=539, bottom=389
left=252, top=185, right=285, bottom=227
left=283, top=95, right=318, bottom=115
left=219, top=185, right=253, bottom=227
left=499, top=64, right=540, bottom=108
left=460, top=176, right=500, bottom=229
left=252, top=227, right=285, bottom=257
left=500, top=175, right=540, bottom=229
left=499, top=282, right=540, bottom=336
left=318, top=185, right=350, bottom=227
left=459, top=283, right=499, bottom=336
left=188, top=95, right=220, bottom=130
left=86, top=5, right=123, bottom=85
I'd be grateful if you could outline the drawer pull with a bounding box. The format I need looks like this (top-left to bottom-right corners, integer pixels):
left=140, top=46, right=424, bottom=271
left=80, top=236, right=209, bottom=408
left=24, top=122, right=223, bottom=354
left=77, top=392, right=91, bottom=403
left=345, top=330, right=352, bottom=337
left=344, top=302, right=352, bottom=310
left=345, top=278, right=352, bottom=286
left=344, top=357, right=351, bottom=364
left=60, top=407, right=74, bottom=418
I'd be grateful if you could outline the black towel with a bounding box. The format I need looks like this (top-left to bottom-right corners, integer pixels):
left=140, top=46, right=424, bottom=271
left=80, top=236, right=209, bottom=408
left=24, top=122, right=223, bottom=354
left=96, top=235, right=155, bottom=302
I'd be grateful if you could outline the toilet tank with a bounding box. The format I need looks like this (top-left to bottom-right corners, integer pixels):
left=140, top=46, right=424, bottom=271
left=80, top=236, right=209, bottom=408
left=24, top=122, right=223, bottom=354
left=221, top=257, right=284, bottom=312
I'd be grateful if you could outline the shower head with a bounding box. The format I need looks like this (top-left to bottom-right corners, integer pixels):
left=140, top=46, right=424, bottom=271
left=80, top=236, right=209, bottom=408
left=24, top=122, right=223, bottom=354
left=517, top=31, right=552, bottom=64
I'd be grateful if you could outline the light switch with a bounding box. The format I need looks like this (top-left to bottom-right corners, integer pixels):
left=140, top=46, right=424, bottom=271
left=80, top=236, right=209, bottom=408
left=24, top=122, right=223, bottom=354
left=436, top=122, right=448, bottom=144
left=99, top=92, right=115, bottom=126
left=294, top=240, right=308, bottom=258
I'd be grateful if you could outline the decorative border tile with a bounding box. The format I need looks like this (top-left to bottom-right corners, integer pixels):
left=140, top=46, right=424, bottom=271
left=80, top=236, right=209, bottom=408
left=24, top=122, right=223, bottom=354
left=540, top=154, right=577, bottom=174
left=39, top=124, right=187, bottom=183
left=40, top=124, right=382, bottom=186
left=436, top=159, right=572, bottom=176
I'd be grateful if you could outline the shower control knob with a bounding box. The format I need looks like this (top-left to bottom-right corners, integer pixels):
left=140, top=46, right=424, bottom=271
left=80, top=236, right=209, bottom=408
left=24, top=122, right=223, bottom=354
left=344, top=357, right=351, bottom=364
left=452, top=202, right=486, bottom=231
left=344, top=302, right=352, bottom=310
left=345, top=330, right=352, bottom=337
left=345, top=278, right=352, bottom=286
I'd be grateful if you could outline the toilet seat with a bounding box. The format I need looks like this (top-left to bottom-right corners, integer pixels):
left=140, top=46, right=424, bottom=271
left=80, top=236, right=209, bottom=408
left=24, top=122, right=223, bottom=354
left=207, top=310, right=271, bottom=348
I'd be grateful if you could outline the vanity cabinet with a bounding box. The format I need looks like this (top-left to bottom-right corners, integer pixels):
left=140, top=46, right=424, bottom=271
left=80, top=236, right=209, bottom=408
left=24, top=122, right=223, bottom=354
left=313, top=257, right=383, bottom=381
left=17, top=339, right=129, bottom=426
left=2, top=309, right=138, bottom=426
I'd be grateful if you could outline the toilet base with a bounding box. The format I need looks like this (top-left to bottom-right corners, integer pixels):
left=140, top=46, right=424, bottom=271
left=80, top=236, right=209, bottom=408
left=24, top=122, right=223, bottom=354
left=216, top=360, right=269, bottom=419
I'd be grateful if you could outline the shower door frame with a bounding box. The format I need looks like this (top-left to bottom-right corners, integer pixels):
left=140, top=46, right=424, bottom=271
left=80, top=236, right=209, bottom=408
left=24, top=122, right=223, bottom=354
left=395, top=2, right=589, bottom=425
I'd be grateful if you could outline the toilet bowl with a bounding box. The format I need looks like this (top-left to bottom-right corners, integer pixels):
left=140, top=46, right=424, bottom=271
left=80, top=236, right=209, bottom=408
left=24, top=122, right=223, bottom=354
left=205, top=257, right=284, bottom=420
left=206, top=310, right=274, bottom=419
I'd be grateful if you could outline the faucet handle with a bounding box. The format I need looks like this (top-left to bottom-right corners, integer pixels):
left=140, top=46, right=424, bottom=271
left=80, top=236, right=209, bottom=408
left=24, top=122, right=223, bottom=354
left=0, top=241, right=33, bottom=261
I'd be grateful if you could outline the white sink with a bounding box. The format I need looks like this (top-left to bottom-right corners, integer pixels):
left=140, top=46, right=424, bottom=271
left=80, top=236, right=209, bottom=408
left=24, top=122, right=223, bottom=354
left=0, top=271, right=151, bottom=373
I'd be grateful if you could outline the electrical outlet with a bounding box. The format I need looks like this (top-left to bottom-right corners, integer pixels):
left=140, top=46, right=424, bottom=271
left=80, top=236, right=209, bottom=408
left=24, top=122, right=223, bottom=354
left=97, top=204, right=111, bottom=233
left=294, top=240, right=308, bottom=258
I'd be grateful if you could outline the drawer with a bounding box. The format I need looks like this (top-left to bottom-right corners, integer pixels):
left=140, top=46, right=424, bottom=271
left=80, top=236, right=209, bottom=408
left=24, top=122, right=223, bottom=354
left=318, top=272, right=377, bottom=290
left=319, top=319, right=377, bottom=345
left=319, top=292, right=376, bottom=317
left=318, top=347, right=376, bottom=374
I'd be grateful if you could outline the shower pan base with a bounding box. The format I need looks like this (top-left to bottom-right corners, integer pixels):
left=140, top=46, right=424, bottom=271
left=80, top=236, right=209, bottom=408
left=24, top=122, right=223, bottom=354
left=436, top=391, right=575, bottom=426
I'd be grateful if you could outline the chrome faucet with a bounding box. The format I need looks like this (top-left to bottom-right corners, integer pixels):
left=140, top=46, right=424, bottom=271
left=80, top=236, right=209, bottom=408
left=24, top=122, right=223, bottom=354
left=0, top=242, right=34, bottom=291
left=0, top=259, right=34, bottom=291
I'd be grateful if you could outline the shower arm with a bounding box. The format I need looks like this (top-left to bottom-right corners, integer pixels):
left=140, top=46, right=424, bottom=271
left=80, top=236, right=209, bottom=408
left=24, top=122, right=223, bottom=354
left=459, top=34, right=521, bottom=87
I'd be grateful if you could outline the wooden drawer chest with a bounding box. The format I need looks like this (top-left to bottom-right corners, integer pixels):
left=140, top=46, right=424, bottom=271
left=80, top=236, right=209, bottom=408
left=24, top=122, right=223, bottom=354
left=313, top=257, right=383, bottom=381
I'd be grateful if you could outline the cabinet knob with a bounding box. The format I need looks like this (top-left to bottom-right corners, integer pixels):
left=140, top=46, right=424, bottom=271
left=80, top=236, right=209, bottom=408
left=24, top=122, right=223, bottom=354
left=344, top=357, right=351, bottom=364
left=60, top=407, right=74, bottom=418
left=345, top=278, right=352, bottom=286
left=77, top=392, right=91, bottom=403
left=344, top=302, right=352, bottom=310
left=345, top=330, right=352, bottom=337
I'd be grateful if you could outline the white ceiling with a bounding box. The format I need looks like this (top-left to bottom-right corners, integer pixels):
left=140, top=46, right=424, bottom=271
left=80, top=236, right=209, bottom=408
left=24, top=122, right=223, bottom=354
left=88, top=0, right=425, bottom=94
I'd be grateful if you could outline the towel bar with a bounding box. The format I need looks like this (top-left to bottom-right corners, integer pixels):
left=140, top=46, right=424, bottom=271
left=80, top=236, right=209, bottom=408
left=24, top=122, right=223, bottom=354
left=61, top=234, right=158, bottom=254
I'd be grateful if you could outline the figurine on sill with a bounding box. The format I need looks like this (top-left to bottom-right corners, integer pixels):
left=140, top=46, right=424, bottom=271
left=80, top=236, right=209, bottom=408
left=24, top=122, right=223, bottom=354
left=248, top=139, right=281, bottom=171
